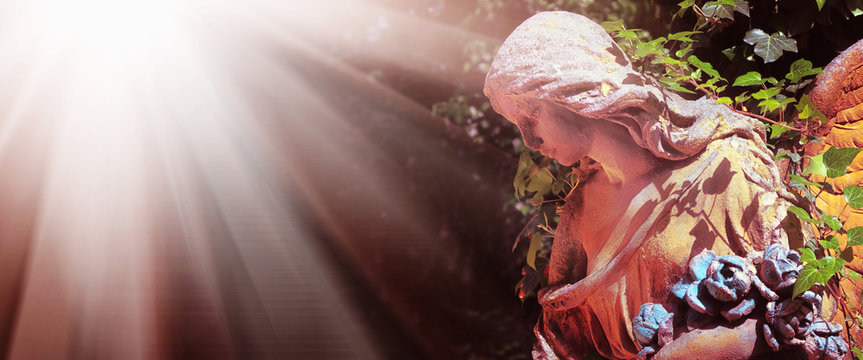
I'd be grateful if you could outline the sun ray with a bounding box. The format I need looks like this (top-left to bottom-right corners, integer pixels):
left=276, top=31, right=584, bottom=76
left=0, top=0, right=513, bottom=358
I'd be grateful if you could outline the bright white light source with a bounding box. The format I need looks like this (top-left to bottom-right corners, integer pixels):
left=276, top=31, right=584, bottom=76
left=26, top=0, right=182, bottom=54
left=2, top=0, right=391, bottom=359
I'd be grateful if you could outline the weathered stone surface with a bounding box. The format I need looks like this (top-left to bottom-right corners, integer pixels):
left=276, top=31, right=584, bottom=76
left=484, top=11, right=812, bottom=359
left=808, top=38, right=863, bottom=121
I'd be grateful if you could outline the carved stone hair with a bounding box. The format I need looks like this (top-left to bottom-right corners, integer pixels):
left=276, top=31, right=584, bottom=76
left=484, top=11, right=791, bottom=201
left=484, top=12, right=758, bottom=158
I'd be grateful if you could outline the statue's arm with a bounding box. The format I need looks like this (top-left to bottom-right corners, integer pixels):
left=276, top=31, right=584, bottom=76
left=653, top=318, right=768, bottom=360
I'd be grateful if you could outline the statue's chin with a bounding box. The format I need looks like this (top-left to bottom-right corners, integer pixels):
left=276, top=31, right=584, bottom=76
left=549, top=154, right=573, bottom=166
left=556, top=158, right=577, bottom=167
left=551, top=153, right=580, bottom=167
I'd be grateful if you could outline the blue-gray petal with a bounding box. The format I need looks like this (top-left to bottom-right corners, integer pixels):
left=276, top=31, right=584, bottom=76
left=689, top=249, right=717, bottom=281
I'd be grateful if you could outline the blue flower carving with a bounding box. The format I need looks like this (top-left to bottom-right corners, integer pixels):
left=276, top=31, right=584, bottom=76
left=631, top=303, right=673, bottom=360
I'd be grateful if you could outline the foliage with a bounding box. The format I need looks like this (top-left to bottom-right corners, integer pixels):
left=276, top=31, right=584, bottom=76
left=510, top=151, right=598, bottom=301
left=742, top=29, right=798, bottom=63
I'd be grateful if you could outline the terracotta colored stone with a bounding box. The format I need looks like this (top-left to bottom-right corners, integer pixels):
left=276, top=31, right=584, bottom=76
left=653, top=318, right=766, bottom=360
left=809, top=39, right=863, bottom=121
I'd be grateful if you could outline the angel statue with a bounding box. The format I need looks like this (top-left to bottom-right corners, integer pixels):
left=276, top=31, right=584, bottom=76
left=485, top=11, right=846, bottom=360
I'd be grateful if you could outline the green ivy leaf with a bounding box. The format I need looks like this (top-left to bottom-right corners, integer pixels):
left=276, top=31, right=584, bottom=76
left=816, top=0, right=826, bottom=11
left=551, top=177, right=565, bottom=195
left=846, top=268, right=863, bottom=282
left=526, top=169, right=554, bottom=195
left=794, top=257, right=845, bottom=297
left=796, top=95, right=827, bottom=122
left=803, top=153, right=827, bottom=177
left=789, top=174, right=823, bottom=188
left=662, top=56, right=685, bottom=67
left=668, top=31, right=701, bottom=42
left=514, top=151, right=533, bottom=197
left=733, top=71, right=764, bottom=86
left=777, top=95, right=796, bottom=108
left=743, top=29, right=798, bottom=63
left=721, top=46, right=737, bottom=60
left=821, top=235, right=841, bottom=250
left=788, top=205, right=819, bottom=224
left=752, top=87, right=780, bottom=100
left=851, top=3, right=863, bottom=17
left=794, top=264, right=819, bottom=297
left=614, top=29, right=640, bottom=42
left=786, top=58, right=822, bottom=83
left=798, top=103, right=814, bottom=119
left=800, top=248, right=817, bottom=262
left=824, top=216, right=843, bottom=232
left=695, top=82, right=717, bottom=91
left=659, top=77, right=696, bottom=94
left=675, top=43, right=693, bottom=58
left=733, top=0, right=751, bottom=16
left=845, top=185, right=863, bottom=209
left=824, top=257, right=846, bottom=274
left=703, top=0, right=749, bottom=19
left=687, top=55, right=722, bottom=79
left=759, top=99, right=782, bottom=111
left=526, top=232, right=542, bottom=270
left=790, top=153, right=803, bottom=163
left=715, top=97, right=733, bottom=105
left=600, top=19, right=625, bottom=32
left=849, top=227, right=863, bottom=246
left=635, top=38, right=668, bottom=58
left=823, top=147, right=863, bottom=178
left=702, top=1, right=734, bottom=20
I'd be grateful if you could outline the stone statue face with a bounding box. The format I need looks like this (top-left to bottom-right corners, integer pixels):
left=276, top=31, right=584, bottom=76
left=484, top=11, right=769, bottom=162
left=513, top=103, right=591, bottom=166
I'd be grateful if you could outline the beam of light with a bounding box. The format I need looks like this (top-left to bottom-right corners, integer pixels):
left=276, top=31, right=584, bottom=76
left=233, top=2, right=530, bottom=358
left=0, top=0, right=514, bottom=358
left=0, top=0, right=424, bottom=359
